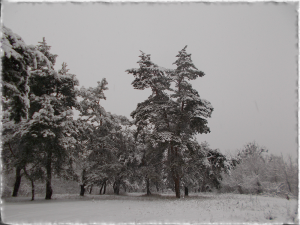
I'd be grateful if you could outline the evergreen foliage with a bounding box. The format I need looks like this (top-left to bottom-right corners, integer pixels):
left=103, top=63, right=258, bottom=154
left=2, top=26, right=51, bottom=123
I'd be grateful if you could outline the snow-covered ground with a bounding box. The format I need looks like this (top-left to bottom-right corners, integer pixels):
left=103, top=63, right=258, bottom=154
left=2, top=192, right=298, bottom=224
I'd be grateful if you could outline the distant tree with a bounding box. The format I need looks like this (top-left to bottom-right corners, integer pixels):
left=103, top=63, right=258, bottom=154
left=200, top=146, right=230, bottom=192
left=74, top=80, right=135, bottom=196
left=63, top=119, right=94, bottom=196
left=221, top=142, right=268, bottom=194
left=180, top=141, right=230, bottom=195
left=134, top=127, right=164, bottom=195
left=72, top=79, right=112, bottom=196
left=108, top=124, right=137, bottom=195
left=265, top=154, right=298, bottom=196
left=180, top=140, right=207, bottom=196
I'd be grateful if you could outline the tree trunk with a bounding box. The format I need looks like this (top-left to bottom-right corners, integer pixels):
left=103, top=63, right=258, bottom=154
left=146, top=177, right=151, bottom=195
left=286, top=179, right=292, bottom=193
left=100, top=180, right=107, bottom=194
left=174, top=176, right=180, bottom=198
left=45, top=152, right=53, bottom=200
left=89, top=185, right=93, bottom=194
left=256, top=181, right=262, bottom=194
left=237, top=185, right=244, bottom=194
left=80, top=185, right=85, bottom=196
left=185, top=186, right=188, bottom=196
left=12, top=167, right=22, bottom=197
left=122, top=182, right=127, bottom=193
left=113, top=181, right=120, bottom=195
left=99, top=182, right=104, bottom=194
left=103, top=181, right=106, bottom=194
left=170, top=145, right=180, bottom=198
left=31, top=180, right=35, bottom=201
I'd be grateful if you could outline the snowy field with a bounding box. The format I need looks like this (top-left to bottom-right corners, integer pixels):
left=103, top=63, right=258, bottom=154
left=2, top=193, right=298, bottom=224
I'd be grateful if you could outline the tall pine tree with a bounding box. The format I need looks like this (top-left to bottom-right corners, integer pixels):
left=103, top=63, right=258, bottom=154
left=27, top=38, right=78, bottom=199
left=2, top=27, right=51, bottom=197
left=127, top=47, right=213, bottom=198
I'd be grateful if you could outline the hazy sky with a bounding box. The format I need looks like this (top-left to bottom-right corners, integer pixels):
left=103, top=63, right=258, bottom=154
left=2, top=2, right=298, bottom=157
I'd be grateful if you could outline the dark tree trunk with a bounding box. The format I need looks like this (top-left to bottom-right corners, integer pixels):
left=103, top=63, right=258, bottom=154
left=113, top=180, right=120, bottom=195
left=103, top=181, right=106, bottom=194
left=99, top=180, right=107, bottom=195
left=146, top=177, right=151, bottom=195
left=256, top=181, right=262, bottom=194
left=238, top=185, right=244, bottom=194
left=45, top=152, right=53, bottom=200
left=170, top=145, right=180, bottom=198
left=45, top=180, right=52, bottom=199
left=174, top=176, right=180, bottom=198
left=185, top=186, right=188, bottom=196
left=99, top=182, right=104, bottom=194
left=80, top=185, right=85, bottom=196
left=31, top=180, right=35, bottom=201
left=12, top=167, right=22, bottom=197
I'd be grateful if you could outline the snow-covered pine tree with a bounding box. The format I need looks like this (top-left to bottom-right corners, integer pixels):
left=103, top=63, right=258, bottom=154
left=2, top=27, right=53, bottom=197
left=26, top=39, right=78, bottom=199
left=62, top=118, right=95, bottom=196
left=165, top=46, right=213, bottom=197
left=127, top=51, right=175, bottom=194
left=75, top=80, right=135, bottom=195
left=134, top=127, right=164, bottom=195
left=2, top=26, right=51, bottom=123
left=127, top=47, right=214, bottom=198
left=2, top=112, right=46, bottom=200
left=195, top=142, right=230, bottom=192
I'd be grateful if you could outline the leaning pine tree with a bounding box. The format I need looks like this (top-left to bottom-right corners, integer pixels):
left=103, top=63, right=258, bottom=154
left=127, top=46, right=213, bottom=198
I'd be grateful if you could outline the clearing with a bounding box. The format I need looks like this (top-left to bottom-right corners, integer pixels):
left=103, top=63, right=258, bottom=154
left=2, top=192, right=298, bottom=224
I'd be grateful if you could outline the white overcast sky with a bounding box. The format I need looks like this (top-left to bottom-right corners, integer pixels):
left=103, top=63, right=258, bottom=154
left=2, top=2, right=298, bottom=157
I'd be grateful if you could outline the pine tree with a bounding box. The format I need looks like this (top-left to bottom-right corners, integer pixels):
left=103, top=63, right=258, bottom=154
left=134, top=127, right=164, bottom=195
left=2, top=27, right=51, bottom=197
left=26, top=39, right=78, bottom=199
left=127, top=47, right=213, bottom=198
left=75, top=80, right=135, bottom=195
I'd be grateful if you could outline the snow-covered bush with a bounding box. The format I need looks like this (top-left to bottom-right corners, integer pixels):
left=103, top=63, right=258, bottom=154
left=220, top=142, right=298, bottom=197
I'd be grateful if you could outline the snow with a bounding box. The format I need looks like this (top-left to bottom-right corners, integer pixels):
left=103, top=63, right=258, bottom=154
left=2, top=193, right=298, bottom=224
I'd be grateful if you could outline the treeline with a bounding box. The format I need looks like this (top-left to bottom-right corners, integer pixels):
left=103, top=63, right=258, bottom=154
left=2, top=27, right=297, bottom=201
